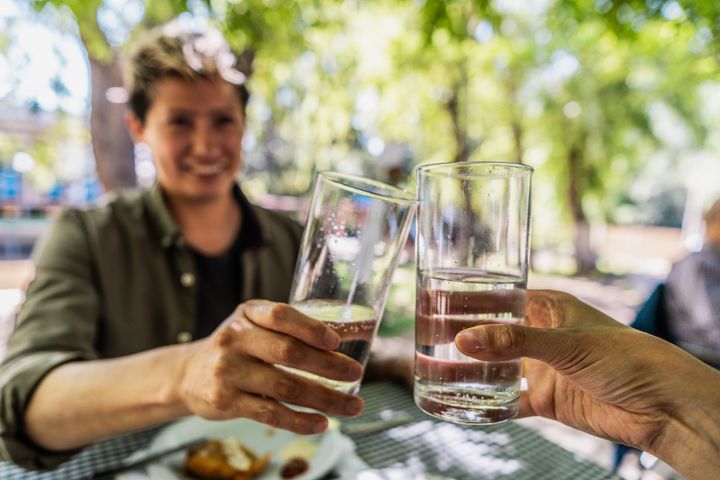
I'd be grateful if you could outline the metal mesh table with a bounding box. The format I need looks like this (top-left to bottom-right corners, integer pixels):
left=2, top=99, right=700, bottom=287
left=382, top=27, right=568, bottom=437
left=0, top=426, right=161, bottom=480
left=0, top=381, right=621, bottom=479
left=342, top=382, right=620, bottom=479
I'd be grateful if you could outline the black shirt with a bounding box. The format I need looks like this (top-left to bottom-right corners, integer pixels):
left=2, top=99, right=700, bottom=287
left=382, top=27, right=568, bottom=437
left=191, top=194, right=264, bottom=339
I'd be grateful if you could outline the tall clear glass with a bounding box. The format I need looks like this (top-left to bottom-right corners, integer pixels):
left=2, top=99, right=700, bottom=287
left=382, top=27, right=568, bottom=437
left=287, top=172, right=416, bottom=394
left=414, top=161, right=532, bottom=424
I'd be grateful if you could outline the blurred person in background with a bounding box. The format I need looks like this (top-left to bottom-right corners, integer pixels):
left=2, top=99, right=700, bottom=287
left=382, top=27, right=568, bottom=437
left=610, top=198, right=720, bottom=471
left=665, top=198, right=720, bottom=368
left=0, top=22, right=365, bottom=470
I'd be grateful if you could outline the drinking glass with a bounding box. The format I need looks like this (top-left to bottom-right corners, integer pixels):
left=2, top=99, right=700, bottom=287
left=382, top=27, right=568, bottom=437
left=414, top=161, right=532, bottom=424
left=286, top=171, right=416, bottom=394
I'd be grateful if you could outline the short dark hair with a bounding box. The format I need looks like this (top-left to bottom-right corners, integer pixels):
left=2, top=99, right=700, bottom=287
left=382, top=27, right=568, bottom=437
left=125, top=22, right=250, bottom=123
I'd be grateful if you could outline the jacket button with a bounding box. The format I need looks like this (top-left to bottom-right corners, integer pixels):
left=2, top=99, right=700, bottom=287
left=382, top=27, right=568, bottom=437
left=177, top=331, right=193, bottom=343
left=180, top=272, right=195, bottom=287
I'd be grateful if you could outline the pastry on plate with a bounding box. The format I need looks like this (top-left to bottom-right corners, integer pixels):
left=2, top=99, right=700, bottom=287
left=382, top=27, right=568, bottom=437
left=184, top=438, right=270, bottom=480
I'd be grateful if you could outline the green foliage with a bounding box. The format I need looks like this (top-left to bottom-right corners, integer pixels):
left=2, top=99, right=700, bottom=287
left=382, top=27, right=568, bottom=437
left=31, top=0, right=110, bottom=60
left=222, top=0, right=306, bottom=56
left=13, top=0, right=720, bottom=262
left=29, top=0, right=195, bottom=61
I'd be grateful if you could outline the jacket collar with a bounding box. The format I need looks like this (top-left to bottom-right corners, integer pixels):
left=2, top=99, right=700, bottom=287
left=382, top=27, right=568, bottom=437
left=144, top=182, right=267, bottom=249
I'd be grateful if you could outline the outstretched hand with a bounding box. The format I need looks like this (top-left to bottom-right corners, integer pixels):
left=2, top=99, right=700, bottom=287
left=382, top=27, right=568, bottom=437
left=455, top=290, right=720, bottom=479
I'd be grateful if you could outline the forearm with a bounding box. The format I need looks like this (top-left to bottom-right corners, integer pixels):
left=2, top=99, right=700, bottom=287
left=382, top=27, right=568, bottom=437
left=651, top=364, right=720, bottom=480
left=25, top=342, right=198, bottom=451
left=365, top=336, right=413, bottom=388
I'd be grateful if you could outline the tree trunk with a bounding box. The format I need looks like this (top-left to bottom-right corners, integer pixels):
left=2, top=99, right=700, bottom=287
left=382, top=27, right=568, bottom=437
left=510, top=119, right=524, bottom=165
left=445, top=87, right=470, bottom=164
left=567, top=143, right=596, bottom=273
left=444, top=78, right=476, bottom=259
left=505, top=73, right=524, bottom=165
left=89, top=53, right=136, bottom=192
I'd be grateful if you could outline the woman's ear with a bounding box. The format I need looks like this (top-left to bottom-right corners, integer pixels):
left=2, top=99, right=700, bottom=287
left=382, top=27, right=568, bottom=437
left=125, top=112, right=144, bottom=143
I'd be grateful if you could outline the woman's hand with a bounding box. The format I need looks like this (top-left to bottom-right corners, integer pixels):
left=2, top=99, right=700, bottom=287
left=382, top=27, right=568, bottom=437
left=177, top=300, right=365, bottom=434
left=455, top=290, right=720, bottom=479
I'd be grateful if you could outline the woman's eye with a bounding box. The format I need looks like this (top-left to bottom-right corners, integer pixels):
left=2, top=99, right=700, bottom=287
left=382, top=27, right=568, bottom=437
left=215, top=116, right=236, bottom=126
left=169, top=117, right=191, bottom=127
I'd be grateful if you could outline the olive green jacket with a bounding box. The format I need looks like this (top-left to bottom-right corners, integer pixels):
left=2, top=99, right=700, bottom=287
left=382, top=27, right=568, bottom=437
left=0, top=184, right=303, bottom=470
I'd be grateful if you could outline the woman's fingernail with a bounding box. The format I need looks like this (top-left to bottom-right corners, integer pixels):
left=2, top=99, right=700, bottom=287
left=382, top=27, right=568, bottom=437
left=312, top=418, right=328, bottom=433
left=324, top=330, right=340, bottom=349
left=456, top=330, right=486, bottom=353
left=345, top=397, right=364, bottom=415
left=345, top=360, right=362, bottom=379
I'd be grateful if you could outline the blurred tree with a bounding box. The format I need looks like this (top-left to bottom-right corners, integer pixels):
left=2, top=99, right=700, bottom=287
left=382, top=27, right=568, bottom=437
left=29, top=0, right=188, bottom=190
left=539, top=1, right=719, bottom=271
left=386, top=0, right=718, bottom=272
left=586, top=0, right=720, bottom=54
left=9, top=0, right=720, bottom=275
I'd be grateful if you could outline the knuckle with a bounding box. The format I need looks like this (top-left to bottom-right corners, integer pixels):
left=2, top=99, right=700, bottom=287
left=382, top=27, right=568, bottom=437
left=240, top=299, right=260, bottom=311
left=527, top=290, right=568, bottom=327
left=215, top=326, right=236, bottom=349
left=494, top=324, right=524, bottom=350
left=274, top=378, right=302, bottom=401
left=557, top=290, right=575, bottom=300
left=267, top=303, right=289, bottom=325
left=550, top=290, right=574, bottom=305
left=254, top=404, right=278, bottom=426
left=547, top=293, right=571, bottom=323
left=208, top=388, right=231, bottom=411
left=231, top=304, right=248, bottom=320
left=272, top=340, right=302, bottom=364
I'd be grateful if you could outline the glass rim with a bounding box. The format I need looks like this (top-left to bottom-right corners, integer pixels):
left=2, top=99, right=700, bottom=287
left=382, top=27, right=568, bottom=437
left=416, top=161, right=533, bottom=179
left=318, top=171, right=416, bottom=204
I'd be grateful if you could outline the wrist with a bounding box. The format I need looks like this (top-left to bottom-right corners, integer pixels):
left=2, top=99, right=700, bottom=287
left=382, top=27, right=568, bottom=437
left=650, top=367, right=720, bottom=479
left=159, top=341, right=204, bottom=417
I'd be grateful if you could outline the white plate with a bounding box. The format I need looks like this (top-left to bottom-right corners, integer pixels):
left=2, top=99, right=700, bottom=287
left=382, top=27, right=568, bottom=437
left=145, top=416, right=343, bottom=480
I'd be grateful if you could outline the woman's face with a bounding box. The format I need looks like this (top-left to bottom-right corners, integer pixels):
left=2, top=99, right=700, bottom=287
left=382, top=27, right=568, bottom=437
left=129, top=75, right=244, bottom=203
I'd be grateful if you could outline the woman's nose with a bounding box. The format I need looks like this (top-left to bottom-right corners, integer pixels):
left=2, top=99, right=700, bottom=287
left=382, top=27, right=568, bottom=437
left=192, top=123, right=219, bottom=156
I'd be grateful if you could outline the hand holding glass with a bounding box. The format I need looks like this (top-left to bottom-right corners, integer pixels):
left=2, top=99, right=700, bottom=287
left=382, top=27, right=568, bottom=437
left=285, top=172, right=416, bottom=394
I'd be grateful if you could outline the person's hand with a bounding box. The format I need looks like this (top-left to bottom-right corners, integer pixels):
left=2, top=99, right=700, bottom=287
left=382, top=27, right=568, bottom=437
left=176, top=300, right=365, bottom=434
left=454, top=290, right=720, bottom=479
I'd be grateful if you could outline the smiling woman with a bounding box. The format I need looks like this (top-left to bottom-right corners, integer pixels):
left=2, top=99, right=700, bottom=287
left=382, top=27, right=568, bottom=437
left=0, top=22, right=365, bottom=471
